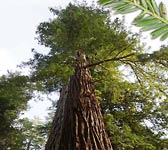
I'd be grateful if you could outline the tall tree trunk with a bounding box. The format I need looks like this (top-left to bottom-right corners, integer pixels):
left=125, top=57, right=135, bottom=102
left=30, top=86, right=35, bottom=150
left=45, top=51, right=113, bottom=150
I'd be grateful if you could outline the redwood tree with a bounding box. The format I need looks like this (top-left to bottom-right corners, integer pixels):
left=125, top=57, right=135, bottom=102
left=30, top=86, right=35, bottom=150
left=45, top=51, right=112, bottom=149
left=26, top=2, right=168, bottom=150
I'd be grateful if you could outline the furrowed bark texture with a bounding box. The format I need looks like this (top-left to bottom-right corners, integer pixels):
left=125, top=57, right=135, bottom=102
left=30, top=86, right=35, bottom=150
left=45, top=51, right=113, bottom=150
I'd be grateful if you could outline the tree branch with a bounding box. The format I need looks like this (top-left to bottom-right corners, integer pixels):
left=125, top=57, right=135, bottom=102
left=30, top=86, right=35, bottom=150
left=84, top=53, right=135, bottom=68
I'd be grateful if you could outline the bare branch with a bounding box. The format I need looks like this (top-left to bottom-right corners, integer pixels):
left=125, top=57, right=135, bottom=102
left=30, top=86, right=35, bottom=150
left=84, top=53, right=135, bottom=68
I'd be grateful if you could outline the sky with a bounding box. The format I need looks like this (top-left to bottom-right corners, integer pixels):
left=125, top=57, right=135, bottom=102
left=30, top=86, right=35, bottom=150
left=0, top=0, right=70, bottom=74
left=0, top=0, right=74, bottom=121
left=0, top=0, right=168, bottom=121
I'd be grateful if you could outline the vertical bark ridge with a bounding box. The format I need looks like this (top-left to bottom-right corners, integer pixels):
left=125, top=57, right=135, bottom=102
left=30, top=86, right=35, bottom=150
left=45, top=51, right=113, bottom=150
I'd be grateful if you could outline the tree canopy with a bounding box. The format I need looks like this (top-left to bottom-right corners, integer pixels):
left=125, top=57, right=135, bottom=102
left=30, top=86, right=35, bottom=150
left=24, top=2, right=168, bottom=149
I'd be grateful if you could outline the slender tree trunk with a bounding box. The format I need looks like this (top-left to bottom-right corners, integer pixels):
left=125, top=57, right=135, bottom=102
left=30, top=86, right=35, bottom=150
left=45, top=51, right=113, bottom=150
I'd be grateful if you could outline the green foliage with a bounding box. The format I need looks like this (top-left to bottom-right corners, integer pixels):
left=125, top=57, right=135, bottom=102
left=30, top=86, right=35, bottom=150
left=102, top=81, right=168, bottom=149
left=23, top=2, right=168, bottom=149
left=0, top=72, right=32, bottom=149
left=19, top=118, right=49, bottom=150
left=99, top=0, right=168, bottom=41
left=26, top=3, right=140, bottom=92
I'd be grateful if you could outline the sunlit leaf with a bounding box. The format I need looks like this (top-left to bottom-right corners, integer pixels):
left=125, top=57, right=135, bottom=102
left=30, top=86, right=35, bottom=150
left=113, top=4, right=131, bottom=11
left=151, top=25, right=168, bottom=39
left=139, top=0, right=148, bottom=9
left=150, top=0, right=159, bottom=15
left=116, top=6, right=139, bottom=14
left=134, top=17, right=159, bottom=26
left=159, top=2, right=167, bottom=19
left=160, top=31, right=168, bottom=41
left=141, top=23, right=165, bottom=31
left=103, top=1, right=127, bottom=8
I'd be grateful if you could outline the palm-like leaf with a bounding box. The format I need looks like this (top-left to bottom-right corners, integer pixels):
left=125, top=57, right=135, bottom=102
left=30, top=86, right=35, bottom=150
left=99, top=0, right=168, bottom=41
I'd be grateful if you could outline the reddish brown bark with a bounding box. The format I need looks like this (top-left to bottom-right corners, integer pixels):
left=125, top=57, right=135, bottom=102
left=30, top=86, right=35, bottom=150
left=45, top=51, right=113, bottom=150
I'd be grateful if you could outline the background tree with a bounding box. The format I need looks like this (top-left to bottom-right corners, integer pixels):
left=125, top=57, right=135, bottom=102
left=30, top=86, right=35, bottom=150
left=0, top=72, right=32, bottom=150
left=0, top=72, right=50, bottom=150
left=19, top=118, right=49, bottom=150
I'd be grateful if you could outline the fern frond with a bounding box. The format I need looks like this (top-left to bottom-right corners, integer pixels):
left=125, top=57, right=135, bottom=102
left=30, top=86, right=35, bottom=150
left=99, top=0, right=168, bottom=41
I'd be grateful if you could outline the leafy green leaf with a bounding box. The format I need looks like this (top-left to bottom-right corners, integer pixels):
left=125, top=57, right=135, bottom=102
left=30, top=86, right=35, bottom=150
left=103, top=1, right=127, bottom=8
left=146, top=0, right=155, bottom=13
left=141, top=23, right=165, bottom=31
left=116, top=6, right=139, bottom=14
left=98, top=0, right=114, bottom=6
left=150, top=0, right=159, bottom=15
left=111, top=3, right=130, bottom=11
left=134, top=12, right=146, bottom=22
left=160, top=31, right=168, bottom=41
left=151, top=25, right=168, bottom=39
left=139, top=0, right=148, bottom=9
left=134, top=16, right=160, bottom=26
left=159, top=2, right=167, bottom=19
